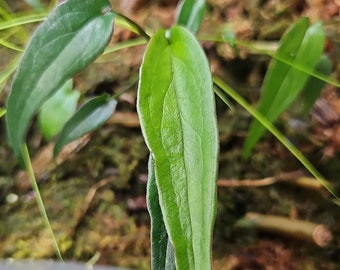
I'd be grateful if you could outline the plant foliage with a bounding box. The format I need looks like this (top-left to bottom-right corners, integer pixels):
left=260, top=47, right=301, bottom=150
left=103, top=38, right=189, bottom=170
left=243, top=17, right=325, bottom=157
left=4, top=0, right=339, bottom=268
left=6, top=0, right=115, bottom=163
left=38, top=79, right=80, bottom=140
left=137, top=26, right=218, bottom=269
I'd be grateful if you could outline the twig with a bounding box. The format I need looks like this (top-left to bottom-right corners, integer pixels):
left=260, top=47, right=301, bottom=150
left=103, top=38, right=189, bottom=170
left=217, top=170, right=324, bottom=191
left=69, top=177, right=114, bottom=237
left=238, top=212, right=333, bottom=247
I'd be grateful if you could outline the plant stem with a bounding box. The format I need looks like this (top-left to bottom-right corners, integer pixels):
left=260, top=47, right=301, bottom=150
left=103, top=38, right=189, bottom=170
left=239, top=212, right=333, bottom=247
left=213, top=75, right=339, bottom=202
left=200, top=34, right=340, bottom=88
left=99, top=37, right=147, bottom=60
left=0, top=13, right=48, bottom=30
left=22, top=144, right=63, bottom=261
left=115, top=13, right=150, bottom=39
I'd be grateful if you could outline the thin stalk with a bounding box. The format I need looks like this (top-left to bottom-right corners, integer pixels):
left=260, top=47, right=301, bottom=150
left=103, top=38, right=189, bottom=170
left=0, top=12, right=48, bottom=30
left=22, top=144, right=63, bottom=261
left=0, top=55, right=20, bottom=93
left=213, top=75, right=339, bottom=202
left=213, top=85, right=234, bottom=110
left=200, top=35, right=340, bottom=89
left=0, top=0, right=31, bottom=42
left=96, top=37, right=147, bottom=63
left=0, top=37, right=24, bottom=51
left=235, top=38, right=340, bottom=88
left=115, top=13, right=150, bottom=39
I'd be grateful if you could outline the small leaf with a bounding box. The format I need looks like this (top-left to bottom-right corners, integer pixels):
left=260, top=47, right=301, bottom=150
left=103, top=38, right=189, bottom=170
left=243, top=18, right=325, bottom=157
left=138, top=26, right=218, bottom=270
left=176, top=0, right=205, bottom=34
left=54, top=95, right=117, bottom=157
left=38, top=79, right=80, bottom=140
left=6, top=0, right=115, bottom=163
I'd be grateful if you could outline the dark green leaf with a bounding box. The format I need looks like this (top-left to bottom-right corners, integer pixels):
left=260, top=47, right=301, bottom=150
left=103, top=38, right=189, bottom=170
left=6, top=0, right=115, bottom=163
left=176, top=0, right=205, bottom=34
left=138, top=26, right=218, bottom=270
left=243, top=18, right=325, bottom=157
left=38, top=79, right=80, bottom=140
left=302, top=54, right=332, bottom=113
left=147, top=155, right=175, bottom=270
left=54, top=95, right=117, bottom=157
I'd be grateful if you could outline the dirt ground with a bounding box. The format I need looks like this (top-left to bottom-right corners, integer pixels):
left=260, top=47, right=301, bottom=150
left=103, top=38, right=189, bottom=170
left=1, top=0, right=340, bottom=269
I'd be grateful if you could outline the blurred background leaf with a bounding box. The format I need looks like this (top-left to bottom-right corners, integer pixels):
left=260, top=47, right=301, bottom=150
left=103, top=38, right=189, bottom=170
left=38, top=79, right=80, bottom=140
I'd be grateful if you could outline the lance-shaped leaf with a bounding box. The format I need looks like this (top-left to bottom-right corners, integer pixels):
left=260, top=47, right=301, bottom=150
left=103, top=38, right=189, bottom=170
left=137, top=26, right=218, bottom=270
left=243, top=17, right=325, bottom=157
left=54, top=95, right=117, bottom=157
left=6, top=0, right=115, bottom=163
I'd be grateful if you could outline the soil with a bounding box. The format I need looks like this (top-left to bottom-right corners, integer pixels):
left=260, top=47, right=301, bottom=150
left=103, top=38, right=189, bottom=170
left=1, top=0, right=340, bottom=269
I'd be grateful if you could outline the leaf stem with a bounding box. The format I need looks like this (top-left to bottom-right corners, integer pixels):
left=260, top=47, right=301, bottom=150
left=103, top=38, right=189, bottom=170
left=0, top=12, right=48, bottom=30
left=200, top=34, right=340, bottom=88
left=22, top=144, right=63, bottom=261
left=115, top=13, right=150, bottom=39
left=213, top=75, right=339, bottom=202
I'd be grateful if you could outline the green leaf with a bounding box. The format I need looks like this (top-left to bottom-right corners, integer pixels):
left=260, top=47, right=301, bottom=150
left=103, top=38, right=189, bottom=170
left=54, top=95, right=117, bottom=157
left=176, top=0, right=205, bottom=34
left=137, top=26, right=218, bottom=270
left=6, top=0, right=115, bottom=163
left=213, top=75, right=338, bottom=200
left=302, top=54, right=332, bottom=113
left=38, top=79, right=80, bottom=140
left=243, top=18, right=325, bottom=157
left=147, top=155, right=176, bottom=270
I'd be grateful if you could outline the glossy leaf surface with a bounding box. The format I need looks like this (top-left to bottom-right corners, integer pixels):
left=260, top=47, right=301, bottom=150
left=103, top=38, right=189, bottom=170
left=176, top=0, right=205, bottom=34
left=243, top=18, right=325, bottom=157
left=138, top=26, right=218, bottom=270
left=38, top=79, right=80, bottom=140
left=6, top=0, right=115, bottom=163
left=54, top=95, right=117, bottom=157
